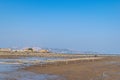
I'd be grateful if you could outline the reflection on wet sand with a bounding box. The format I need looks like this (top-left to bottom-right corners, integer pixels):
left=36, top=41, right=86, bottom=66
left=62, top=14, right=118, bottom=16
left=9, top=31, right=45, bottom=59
left=0, top=71, right=66, bottom=80
left=0, top=57, right=66, bottom=80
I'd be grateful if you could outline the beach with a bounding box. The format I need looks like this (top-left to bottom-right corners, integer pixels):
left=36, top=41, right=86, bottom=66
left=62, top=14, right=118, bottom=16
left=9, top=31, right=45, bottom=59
left=23, top=56, right=120, bottom=80
left=0, top=52, right=120, bottom=80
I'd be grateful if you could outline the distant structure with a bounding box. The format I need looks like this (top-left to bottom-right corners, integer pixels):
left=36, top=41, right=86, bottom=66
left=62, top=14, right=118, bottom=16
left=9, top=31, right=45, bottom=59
left=12, top=49, right=24, bottom=52
left=39, top=49, right=49, bottom=53
left=23, top=48, right=34, bottom=52
left=0, top=47, right=50, bottom=53
left=0, top=48, right=11, bottom=52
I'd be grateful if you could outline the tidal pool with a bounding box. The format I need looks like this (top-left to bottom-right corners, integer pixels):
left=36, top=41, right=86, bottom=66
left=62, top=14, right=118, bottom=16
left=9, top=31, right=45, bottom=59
left=0, top=57, right=66, bottom=80
left=0, top=71, right=66, bottom=80
left=0, top=57, right=66, bottom=65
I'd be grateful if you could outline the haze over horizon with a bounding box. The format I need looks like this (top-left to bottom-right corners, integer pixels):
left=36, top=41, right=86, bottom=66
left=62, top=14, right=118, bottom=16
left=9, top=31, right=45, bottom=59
left=0, top=0, right=120, bottom=54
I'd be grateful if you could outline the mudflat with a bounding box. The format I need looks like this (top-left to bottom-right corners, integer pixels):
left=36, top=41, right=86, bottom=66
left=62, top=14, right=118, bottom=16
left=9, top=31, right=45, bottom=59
left=24, top=56, right=120, bottom=80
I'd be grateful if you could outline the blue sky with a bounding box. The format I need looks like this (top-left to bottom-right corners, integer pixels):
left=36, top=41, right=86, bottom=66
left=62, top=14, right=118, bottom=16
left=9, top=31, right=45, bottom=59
left=0, top=0, right=120, bottom=53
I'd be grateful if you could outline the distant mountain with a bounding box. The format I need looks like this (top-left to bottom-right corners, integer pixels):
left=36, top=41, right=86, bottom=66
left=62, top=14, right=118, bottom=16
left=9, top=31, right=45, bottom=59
left=47, top=48, right=99, bottom=54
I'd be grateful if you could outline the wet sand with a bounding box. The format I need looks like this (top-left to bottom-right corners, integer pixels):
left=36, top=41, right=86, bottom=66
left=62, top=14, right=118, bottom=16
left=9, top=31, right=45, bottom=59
left=24, top=56, right=120, bottom=80
left=0, top=56, right=67, bottom=80
left=0, top=52, right=120, bottom=80
left=0, top=52, right=96, bottom=58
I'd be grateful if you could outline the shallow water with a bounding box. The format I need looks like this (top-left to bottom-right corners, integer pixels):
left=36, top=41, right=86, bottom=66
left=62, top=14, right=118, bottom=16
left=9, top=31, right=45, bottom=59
left=0, top=71, right=66, bottom=80
left=0, top=64, right=20, bottom=72
left=0, top=57, right=66, bottom=65
left=0, top=57, right=66, bottom=72
left=0, top=57, right=66, bottom=80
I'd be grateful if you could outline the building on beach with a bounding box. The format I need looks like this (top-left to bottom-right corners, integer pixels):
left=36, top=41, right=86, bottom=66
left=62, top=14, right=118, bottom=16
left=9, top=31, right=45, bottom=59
left=23, top=48, right=34, bottom=52
left=39, top=49, right=49, bottom=53
left=0, top=48, right=12, bottom=52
